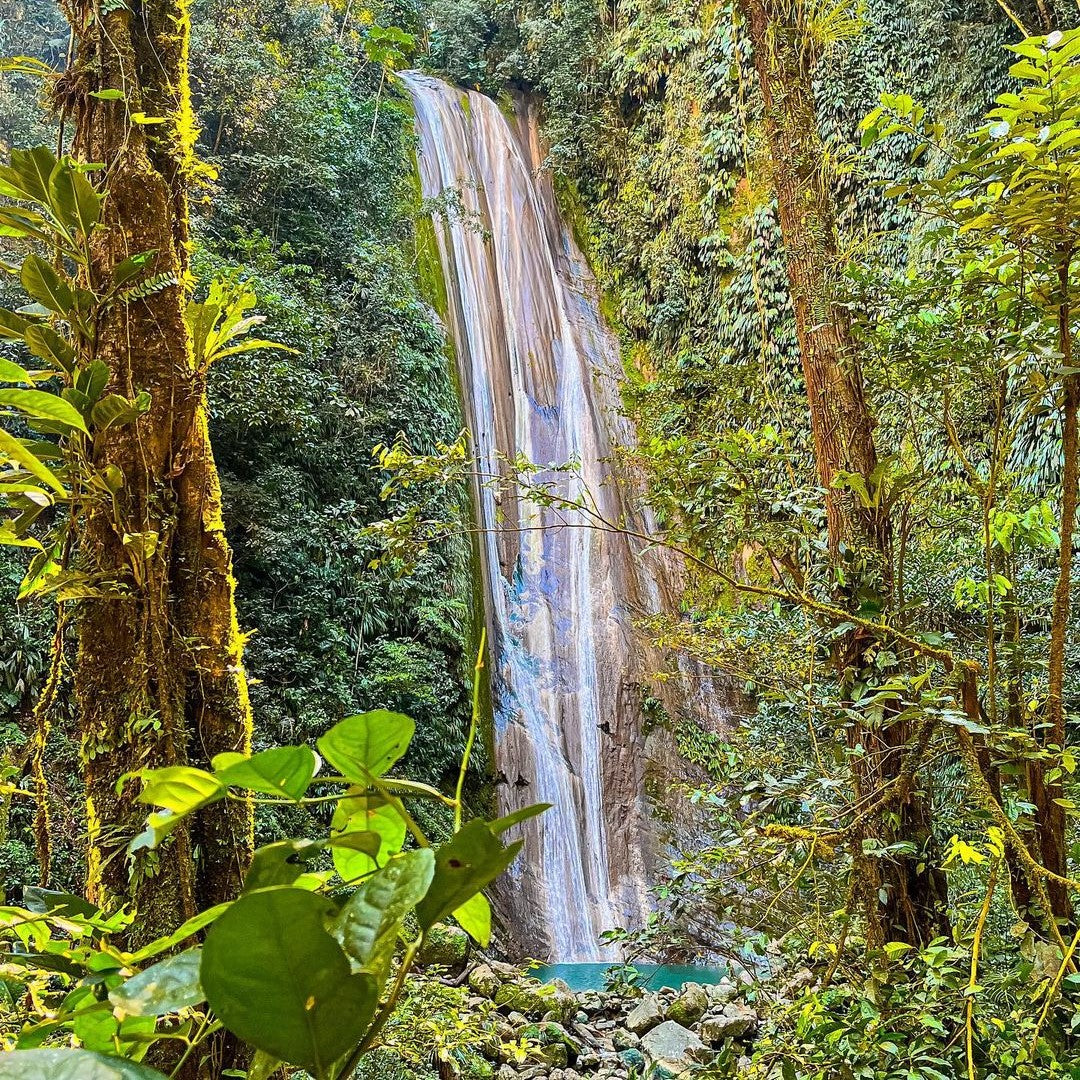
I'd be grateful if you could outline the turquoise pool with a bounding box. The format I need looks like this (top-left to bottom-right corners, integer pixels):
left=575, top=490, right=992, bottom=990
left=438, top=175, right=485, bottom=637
left=529, top=963, right=729, bottom=993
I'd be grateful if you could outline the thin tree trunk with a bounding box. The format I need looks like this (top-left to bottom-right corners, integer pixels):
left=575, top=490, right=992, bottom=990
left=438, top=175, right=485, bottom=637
left=737, top=0, right=948, bottom=945
left=1042, top=248, right=1078, bottom=928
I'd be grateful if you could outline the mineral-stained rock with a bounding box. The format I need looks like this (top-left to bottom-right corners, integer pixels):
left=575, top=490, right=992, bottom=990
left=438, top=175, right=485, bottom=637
left=665, top=984, right=708, bottom=1027
left=619, top=1047, right=647, bottom=1070
left=640, top=1020, right=711, bottom=1077
left=626, top=994, right=665, bottom=1034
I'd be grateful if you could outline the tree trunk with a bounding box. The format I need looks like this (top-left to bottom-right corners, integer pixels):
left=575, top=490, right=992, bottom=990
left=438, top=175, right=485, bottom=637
left=60, top=0, right=253, bottom=935
left=737, top=0, right=948, bottom=945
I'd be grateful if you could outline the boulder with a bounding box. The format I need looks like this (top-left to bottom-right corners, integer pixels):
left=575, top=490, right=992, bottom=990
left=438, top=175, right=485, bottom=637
left=640, top=1021, right=710, bottom=1077
left=612, top=1027, right=639, bottom=1051
left=416, top=923, right=470, bottom=971
left=521, top=1021, right=581, bottom=1066
left=469, top=962, right=503, bottom=999
left=626, top=994, right=665, bottom=1035
left=700, top=1003, right=757, bottom=1043
left=665, top=984, right=708, bottom=1027
left=705, top=978, right=737, bottom=1005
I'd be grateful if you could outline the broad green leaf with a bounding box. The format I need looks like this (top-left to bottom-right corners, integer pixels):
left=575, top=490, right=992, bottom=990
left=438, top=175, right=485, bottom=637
left=109, top=948, right=203, bottom=1017
left=318, top=710, right=415, bottom=781
left=24, top=325, right=75, bottom=374
left=48, top=161, right=102, bottom=240
left=75, top=360, right=109, bottom=404
left=453, top=891, right=492, bottom=946
left=91, top=394, right=146, bottom=431
left=214, top=745, right=317, bottom=801
left=330, top=848, right=435, bottom=981
left=330, top=792, right=407, bottom=882
left=0, top=308, right=31, bottom=341
left=0, top=1049, right=168, bottom=1079
left=20, top=255, right=74, bottom=315
left=128, top=902, right=230, bottom=963
left=0, top=358, right=33, bottom=385
left=0, top=428, right=65, bottom=495
left=201, top=887, right=378, bottom=1074
left=3, top=147, right=57, bottom=205
left=0, top=388, right=89, bottom=434
left=137, top=766, right=225, bottom=816
left=416, top=820, right=522, bottom=930
left=488, top=803, right=551, bottom=835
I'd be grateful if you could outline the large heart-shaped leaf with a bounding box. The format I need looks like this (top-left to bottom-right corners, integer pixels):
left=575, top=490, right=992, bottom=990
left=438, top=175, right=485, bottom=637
left=330, top=849, right=435, bottom=982
left=109, top=948, right=204, bottom=1017
left=0, top=1049, right=168, bottom=1079
left=330, top=793, right=406, bottom=883
left=201, top=887, right=378, bottom=1076
left=416, top=820, right=522, bottom=930
left=214, top=746, right=317, bottom=801
left=318, top=710, right=415, bottom=781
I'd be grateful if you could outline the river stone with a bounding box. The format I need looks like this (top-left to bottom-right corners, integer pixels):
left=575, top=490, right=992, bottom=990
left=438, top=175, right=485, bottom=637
left=470, top=962, right=503, bottom=999
left=705, top=978, right=737, bottom=1005
left=640, top=1021, right=710, bottom=1077
left=626, top=994, right=664, bottom=1034
left=619, top=1047, right=646, bottom=1069
left=497, top=1067, right=517, bottom=1080
left=665, top=984, right=708, bottom=1026
left=612, top=1027, right=639, bottom=1051
left=700, top=1003, right=757, bottom=1043
left=521, top=1021, right=581, bottom=1066
left=416, top=923, right=471, bottom=971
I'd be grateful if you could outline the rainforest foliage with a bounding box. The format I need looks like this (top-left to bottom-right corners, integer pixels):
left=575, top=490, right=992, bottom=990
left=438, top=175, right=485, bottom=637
left=6, top=0, right=1080, bottom=1077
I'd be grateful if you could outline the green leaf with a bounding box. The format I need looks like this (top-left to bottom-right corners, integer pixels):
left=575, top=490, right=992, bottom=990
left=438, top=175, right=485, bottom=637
left=75, top=360, right=109, bottom=404
left=0, top=307, right=31, bottom=341
left=2, top=147, right=58, bottom=205
left=214, top=746, right=317, bottom=801
left=488, top=803, right=551, bottom=835
left=24, top=325, right=75, bottom=374
left=90, top=394, right=147, bottom=431
left=330, top=793, right=407, bottom=883
left=0, top=358, right=33, bottom=385
left=318, top=710, right=415, bottom=781
left=137, top=766, right=226, bottom=816
left=0, top=1049, right=169, bottom=1079
left=415, top=820, right=522, bottom=930
left=200, top=887, right=379, bottom=1075
left=21, top=254, right=74, bottom=315
left=48, top=161, right=102, bottom=240
left=108, top=948, right=204, bottom=1017
left=0, top=389, right=88, bottom=434
left=0, top=428, right=65, bottom=495
left=128, top=902, right=230, bottom=963
left=453, top=891, right=491, bottom=946
left=330, top=848, right=435, bottom=981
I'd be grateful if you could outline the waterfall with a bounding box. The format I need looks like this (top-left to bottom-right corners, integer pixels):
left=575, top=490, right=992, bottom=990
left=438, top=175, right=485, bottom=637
left=404, top=72, right=672, bottom=962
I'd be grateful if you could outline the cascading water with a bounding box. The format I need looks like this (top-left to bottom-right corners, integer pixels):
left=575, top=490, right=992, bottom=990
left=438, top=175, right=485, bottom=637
left=404, top=72, right=681, bottom=962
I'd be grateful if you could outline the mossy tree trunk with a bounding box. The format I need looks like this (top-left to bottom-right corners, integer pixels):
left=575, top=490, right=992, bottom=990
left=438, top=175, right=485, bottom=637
left=737, top=0, right=949, bottom=945
left=58, top=0, right=254, bottom=936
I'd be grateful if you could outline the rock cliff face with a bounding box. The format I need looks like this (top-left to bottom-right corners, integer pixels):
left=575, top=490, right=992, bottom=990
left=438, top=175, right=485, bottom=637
left=404, top=72, right=727, bottom=961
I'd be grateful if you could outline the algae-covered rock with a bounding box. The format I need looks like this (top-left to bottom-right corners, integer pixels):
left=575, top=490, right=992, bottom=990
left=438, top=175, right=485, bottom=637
left=417, top=924, right=471, bottom=971
left=665, top=984, right=708, bottom=1027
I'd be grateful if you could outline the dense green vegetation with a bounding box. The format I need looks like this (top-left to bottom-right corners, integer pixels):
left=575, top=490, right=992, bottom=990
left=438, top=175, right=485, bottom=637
left=8, top=0, right=1080, bottom=1077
